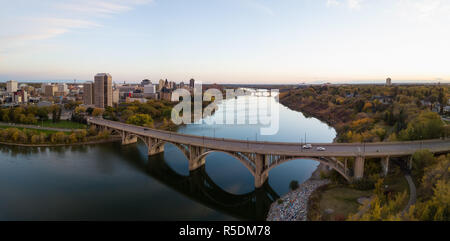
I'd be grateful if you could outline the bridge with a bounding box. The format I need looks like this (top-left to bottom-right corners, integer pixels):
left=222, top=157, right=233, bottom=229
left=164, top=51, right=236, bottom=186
left=88, top=118, right=450, bottom=188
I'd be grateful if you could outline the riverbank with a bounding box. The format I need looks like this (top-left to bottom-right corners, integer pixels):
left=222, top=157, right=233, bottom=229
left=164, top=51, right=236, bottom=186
left=266, top=163, right=330, bottom=221
left=0, top=136, right=121, bottom=147
left=279, top=97, right=346, bottom=140
left=266, top=178, right=330, bottom=221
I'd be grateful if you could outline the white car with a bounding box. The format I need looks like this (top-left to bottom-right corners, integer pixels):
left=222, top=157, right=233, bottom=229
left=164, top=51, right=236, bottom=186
left=316, top=147, right=326, bottom=151
left=302, top=144, right=312, bottom=149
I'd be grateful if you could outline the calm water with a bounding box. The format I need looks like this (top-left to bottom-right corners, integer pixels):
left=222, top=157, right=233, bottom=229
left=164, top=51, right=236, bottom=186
left=0, top=96, right=335, bottom=220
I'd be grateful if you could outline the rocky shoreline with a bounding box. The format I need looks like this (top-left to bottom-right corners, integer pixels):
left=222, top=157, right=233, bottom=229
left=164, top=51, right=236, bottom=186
left=266, top=179, right=330, bottom=221
left=266, top=164, right=331, bottom=221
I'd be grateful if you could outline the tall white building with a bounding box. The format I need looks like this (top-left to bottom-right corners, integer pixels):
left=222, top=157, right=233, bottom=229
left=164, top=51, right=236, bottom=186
left=112, top=89, right=120, bottom=104
left=6, top=80, right=18, bottom=93
left=158, top=79, right=165, bottom=91
left=57, top=83, right=68, bottom=93
left=144, top=84, right=156, bottom=94
left=386, top=77, right=392, bottom=86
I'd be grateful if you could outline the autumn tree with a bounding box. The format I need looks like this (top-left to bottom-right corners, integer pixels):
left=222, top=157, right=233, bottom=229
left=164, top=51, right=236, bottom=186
left=126, top=114, right=154, bottom=127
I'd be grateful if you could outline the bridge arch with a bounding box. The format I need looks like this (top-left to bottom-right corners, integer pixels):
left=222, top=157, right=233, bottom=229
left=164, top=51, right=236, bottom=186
left=262, top=156, right=350, bottom=182
left=152, top=140, right=190, bottom=161
left=135, top=135, right=149, bottom=146
left=193, top=150, right=256, bottom=176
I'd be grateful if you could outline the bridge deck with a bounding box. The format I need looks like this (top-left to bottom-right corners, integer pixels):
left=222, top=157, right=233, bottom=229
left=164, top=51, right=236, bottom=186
left=88, top=118, right=450, bottom=158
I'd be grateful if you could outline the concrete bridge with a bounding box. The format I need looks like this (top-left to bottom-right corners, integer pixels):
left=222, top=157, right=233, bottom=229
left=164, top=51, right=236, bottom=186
left=88, top=118, right=450, bottom=188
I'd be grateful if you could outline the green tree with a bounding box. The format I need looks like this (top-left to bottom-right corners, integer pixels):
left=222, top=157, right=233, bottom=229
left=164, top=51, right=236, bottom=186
left=37, top=107, right=49, bottom=121
left=126, top=114, right=154, bottom=127
left=289, top=180, right=299, bottom=190
left=411, top=150, right=436, bottom=182
left=399, top=112, right=444, bottom=140
left=92, top=108, right=104, bottom=117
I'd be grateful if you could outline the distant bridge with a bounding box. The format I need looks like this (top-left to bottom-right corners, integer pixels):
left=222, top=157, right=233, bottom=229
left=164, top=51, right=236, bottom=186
left=88, top=118, right=450, bottom=188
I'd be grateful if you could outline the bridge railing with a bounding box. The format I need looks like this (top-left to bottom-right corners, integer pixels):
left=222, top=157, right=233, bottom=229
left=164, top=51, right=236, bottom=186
left=88, top=118, right=449, bottom=147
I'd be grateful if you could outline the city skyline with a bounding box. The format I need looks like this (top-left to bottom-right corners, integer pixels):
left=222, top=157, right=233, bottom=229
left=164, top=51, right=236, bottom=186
left=1, top=0, right=450, bottom=84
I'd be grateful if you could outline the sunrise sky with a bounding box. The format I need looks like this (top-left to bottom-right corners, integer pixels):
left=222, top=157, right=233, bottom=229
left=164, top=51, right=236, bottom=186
left=1, top=0, right=450, bottom=84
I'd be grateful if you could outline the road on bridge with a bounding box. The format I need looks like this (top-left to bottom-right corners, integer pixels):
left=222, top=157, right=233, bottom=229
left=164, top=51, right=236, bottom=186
left=88, top=118, right=450, bottom=158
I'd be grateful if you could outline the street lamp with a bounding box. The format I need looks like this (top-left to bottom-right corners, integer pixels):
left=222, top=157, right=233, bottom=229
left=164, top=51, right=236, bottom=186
left=300, top=136, right=302, bottom=151
left=420, top=136, right=423, bottom=150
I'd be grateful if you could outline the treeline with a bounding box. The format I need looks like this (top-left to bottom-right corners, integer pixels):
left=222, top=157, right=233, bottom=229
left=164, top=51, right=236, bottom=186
left=0, top=126, right=111, bottom=145
left=0, top=105, right=52, bottom=124
left=280, top=85, right=449, bottom=142
left=0, top=100, right=82, bottom=124
left=349, top=151, right=449, bottom=221
left=75, top=100, right=178, bottom=130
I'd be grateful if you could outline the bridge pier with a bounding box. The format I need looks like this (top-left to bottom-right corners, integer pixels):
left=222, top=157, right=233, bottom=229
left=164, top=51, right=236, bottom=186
left=189, top=146, right=205, bottom=171
left=255, top=154, right=269, bottom=188
left=121, top=132, right=137, bottom=145
left=148, top=142, right=164, bottom=156
left=407, top=156, right=413, bottom=170
left=381, top=156, right=390, bottom=176
left=354, top=156, right=365, bottom=180
left=190, top=156, right=206, bottom=171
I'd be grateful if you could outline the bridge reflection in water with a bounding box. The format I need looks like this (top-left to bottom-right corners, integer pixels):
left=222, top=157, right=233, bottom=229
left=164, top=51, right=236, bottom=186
left=124, top=146, right=280, bottom=220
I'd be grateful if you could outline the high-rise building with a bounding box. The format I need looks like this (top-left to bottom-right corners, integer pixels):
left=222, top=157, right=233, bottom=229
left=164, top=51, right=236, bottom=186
left=386, top=77, right=392, bottom=86
left=44, top=85, right=57, bottom=97
left=158, top=79, right=165, bottom=91
left=189, top=78, right=195, bottom=88
left=83, top=81, right=95, bottom=105
left=94, top=73, right=113, bottom=108
left=144, top=84, right=156, bottom=94
left=112, top=89, right=120, bottom=105
left=57, top=83, right=68, bottom=93
left=6, top=80, right=18, bottom=93
left=14, top=90, right=27, bottom=103
left=141, top=79, right=151, bottom=86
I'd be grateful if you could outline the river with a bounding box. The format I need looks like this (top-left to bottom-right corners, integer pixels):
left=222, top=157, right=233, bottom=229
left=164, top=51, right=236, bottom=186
left=0, top=96, right=335, bottom=220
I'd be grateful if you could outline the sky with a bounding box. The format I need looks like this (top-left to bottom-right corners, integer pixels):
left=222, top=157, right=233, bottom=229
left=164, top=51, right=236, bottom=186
left=1, top=0, right=450, bottom=84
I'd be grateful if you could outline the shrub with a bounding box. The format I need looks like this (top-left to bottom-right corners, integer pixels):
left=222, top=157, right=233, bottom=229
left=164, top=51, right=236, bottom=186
left=351, top=178, right=375, bottom=190
left=289, top=180, right=300, bottom=190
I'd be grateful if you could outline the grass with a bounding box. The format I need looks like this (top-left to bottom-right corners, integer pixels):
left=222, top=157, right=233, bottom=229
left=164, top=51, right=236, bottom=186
left=383, top=167, right=410, bottom=208
left=384, top=173, right=410, bottom=195
left=0, top=124, right=68, bottom=134
left=315, top=185, right=372, bottom=221
left=36, top=120, right=86, bottom=129
left=309, top=166, right=411, bottom=221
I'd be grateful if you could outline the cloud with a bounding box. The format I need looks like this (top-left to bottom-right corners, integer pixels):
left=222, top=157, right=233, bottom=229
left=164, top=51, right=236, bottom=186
left=0, top=0, right=153, bottom=53
left=0, top=18, right=101, bottom=52
left=245, top=0, right=275, bottom=16
left=326, top=0, right=364, bottom=10
left=396, top=0, right=450, bottom=22
left=38, top=17, right=103, bottom=29
left=347, top=0, right=363, bottom=9
left=326, top=0, right=340, bottom=7
left=57, top=0, right=144, bottom=16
